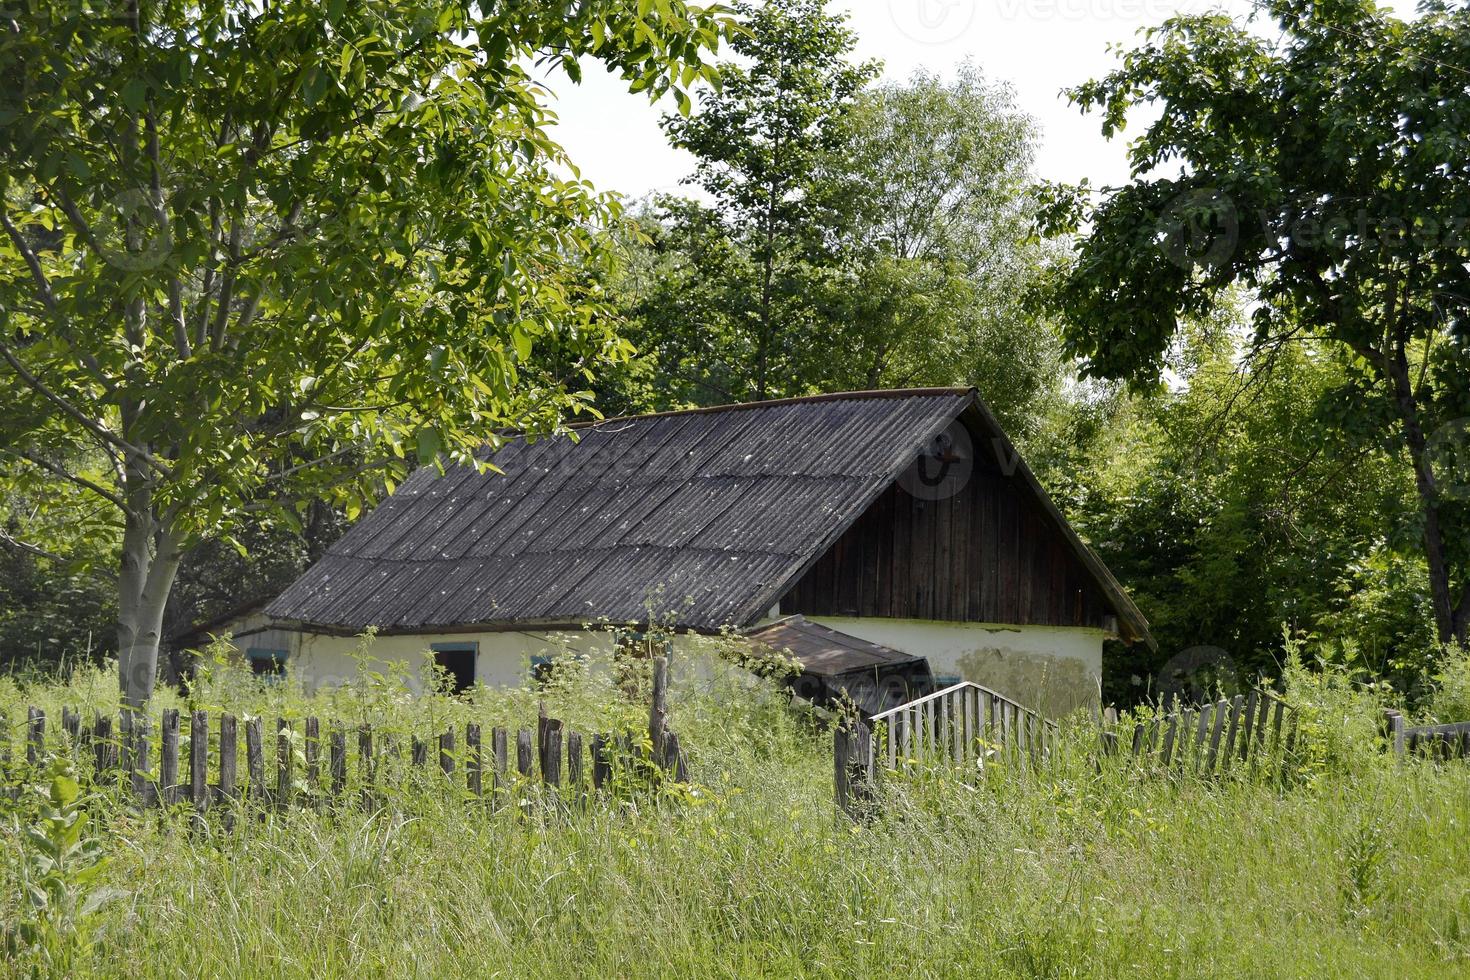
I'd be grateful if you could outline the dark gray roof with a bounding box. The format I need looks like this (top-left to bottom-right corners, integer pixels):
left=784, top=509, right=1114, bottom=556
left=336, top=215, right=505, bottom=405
left=743, top=616, right=928, bottom=678
left=267, top=389, right=973, bottom=632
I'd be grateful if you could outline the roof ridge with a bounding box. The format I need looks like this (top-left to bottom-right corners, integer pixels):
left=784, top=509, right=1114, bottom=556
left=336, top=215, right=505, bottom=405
left=493, top=387, right=975, bottom=439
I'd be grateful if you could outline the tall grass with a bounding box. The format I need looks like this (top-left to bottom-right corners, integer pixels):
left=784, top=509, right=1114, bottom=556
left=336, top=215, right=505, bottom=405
left=2, top=645, right=1469, bottom=977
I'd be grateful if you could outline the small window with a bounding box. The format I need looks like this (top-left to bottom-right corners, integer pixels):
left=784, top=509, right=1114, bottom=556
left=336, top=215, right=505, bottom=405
left=247, top=648, right=288, bottom=682
left=430, top=642, right=477, bottom=695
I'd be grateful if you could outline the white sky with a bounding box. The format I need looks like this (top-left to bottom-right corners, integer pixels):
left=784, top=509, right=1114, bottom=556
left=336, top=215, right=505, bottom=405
left=540, top=0, right=1417, bottom=200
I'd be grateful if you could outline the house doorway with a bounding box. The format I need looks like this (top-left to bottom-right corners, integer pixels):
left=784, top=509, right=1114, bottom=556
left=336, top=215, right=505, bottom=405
left=430, top=642, right=477, bottom=695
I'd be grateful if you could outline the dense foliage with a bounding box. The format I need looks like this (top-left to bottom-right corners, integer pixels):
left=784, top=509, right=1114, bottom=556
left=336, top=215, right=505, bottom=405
left=1043, top=0, right=1470, bottom=646
left=0, top=0, right=735, bottom=704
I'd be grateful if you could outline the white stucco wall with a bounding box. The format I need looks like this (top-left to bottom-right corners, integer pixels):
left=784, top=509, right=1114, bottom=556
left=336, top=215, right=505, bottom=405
left=194, top=612, right=1104, bottom=715
left=195, top=621, right=716, bottom=694
left=805, top=617, right=1106, bottom=717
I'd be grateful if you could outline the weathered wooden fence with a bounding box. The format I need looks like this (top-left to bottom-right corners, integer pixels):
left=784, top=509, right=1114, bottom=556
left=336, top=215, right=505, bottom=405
left=870, top=680, right=1058, bottom=770
left=1101, top=689, right=1300, bottom=774
left=834, top=681, right=1056, bottom=817
left=0, top=658, right=690, bottom=819
left=836, top=685, right=1307, bottom=818
left=1384, top=711, right=1470, bottom=760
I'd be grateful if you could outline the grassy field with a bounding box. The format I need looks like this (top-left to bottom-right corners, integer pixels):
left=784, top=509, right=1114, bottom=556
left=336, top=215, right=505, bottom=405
left=2, top=645, right=1470, bottom=978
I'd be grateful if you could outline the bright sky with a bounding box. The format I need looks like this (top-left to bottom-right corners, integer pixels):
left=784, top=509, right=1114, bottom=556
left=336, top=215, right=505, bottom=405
left=541, top=0, right=1417, bottom=200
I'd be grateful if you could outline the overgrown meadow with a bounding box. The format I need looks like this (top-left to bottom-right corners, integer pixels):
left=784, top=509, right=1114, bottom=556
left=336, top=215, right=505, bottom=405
left=3, top=640, right=1470, bottom=978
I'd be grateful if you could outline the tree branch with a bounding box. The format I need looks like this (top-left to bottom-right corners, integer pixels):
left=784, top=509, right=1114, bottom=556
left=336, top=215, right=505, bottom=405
left=2, top=447, right=130, bottom=513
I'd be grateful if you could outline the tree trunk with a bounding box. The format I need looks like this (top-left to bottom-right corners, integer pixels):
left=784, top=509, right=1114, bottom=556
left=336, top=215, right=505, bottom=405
left=1385, top=340, right=1459, bottom=645
left=115, top=454, right=184, bottom=708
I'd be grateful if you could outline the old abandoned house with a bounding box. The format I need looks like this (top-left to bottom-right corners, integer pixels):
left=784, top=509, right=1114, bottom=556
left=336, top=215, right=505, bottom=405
left=205, top=388, right=1150, bottom=716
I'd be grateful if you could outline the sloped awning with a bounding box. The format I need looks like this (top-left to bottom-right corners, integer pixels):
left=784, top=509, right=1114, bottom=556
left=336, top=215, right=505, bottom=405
left=743, top=616, right=934, bottom=716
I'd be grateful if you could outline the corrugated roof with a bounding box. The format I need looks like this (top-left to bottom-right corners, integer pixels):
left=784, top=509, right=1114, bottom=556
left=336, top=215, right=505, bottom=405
left=743, top=616, right=928, bottom=677
left=267, top=389, right=973, bottom=632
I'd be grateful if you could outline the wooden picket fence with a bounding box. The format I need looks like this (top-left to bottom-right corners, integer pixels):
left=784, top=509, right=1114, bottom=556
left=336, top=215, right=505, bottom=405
left=834, top=681, right=1057, bottom=818
left=1100, top=688, right=1301, bottom=774
left=836, top=685, right=1305, bottom=818
left=1383, top=711, right=1470, bottom=760
left=0, top=659, right=690, bottom=820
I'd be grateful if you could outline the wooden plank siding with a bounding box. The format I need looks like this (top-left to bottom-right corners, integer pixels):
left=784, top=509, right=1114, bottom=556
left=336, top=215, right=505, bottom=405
left=781, top=424, right=1113, bottom=631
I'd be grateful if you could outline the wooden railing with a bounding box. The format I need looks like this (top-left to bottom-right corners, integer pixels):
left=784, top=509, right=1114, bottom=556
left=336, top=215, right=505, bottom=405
left=1384, top=712, right=1470, bottom=760
left=869, top=680, right=1058, bottom=770
left=1101, top=689, right=1299, bottom=774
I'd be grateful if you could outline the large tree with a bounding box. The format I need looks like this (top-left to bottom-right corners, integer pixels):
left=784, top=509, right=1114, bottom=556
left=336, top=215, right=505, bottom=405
left=1044, top=0, right=1470, bottom=644
left=0, top=0, right=734, bottom=705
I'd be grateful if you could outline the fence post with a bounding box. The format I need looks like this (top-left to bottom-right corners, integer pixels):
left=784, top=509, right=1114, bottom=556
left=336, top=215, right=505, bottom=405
left=27, top=707, right=44, bottom=765
left=491, top=727, right=508, bottom=802
left=357, top=725, right=373, bottom=808
left=93, top=713, right=114, bottom=775
left=649, top=655, right=669, bottom=766
left=567, top=730, right=584, bottom=806
left=1384, top=710, right=1406, bottom=759
left=330, top=728, right=347, bottom=799
left=304, top=718, right=320, bottom=798
left=245, top=717, right=264, bottom=805
left=190, top=710, right=209, bottom=828
left=467, top=723, right=483, bottom=798
left=665, top=731, right=688, bottom=783
left=516, top=729, right=533, bottom=778
left=131, top=712, right=151, bottom=804
left=160, top=709, right=180, bottom=805
left=275, top=719, right=293, bottom=809
left=439, top=727, right=456, bottom=778
left=835, top=718, right=874, bottom=821
left=543, top=725, right=562, bottom=788
left=591, top=733, right=610, bottom=791
left=219, top=714, right=238, bottom=804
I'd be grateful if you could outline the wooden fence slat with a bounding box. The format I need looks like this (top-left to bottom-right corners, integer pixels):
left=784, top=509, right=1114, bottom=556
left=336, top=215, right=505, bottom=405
left=440, top=727, right=456, bottom=777
left=190, top=710, right=209, bottom=823
left=118, top=710, right=132, bottom=781
left=93, top=714, right=114, bottom=773
left=1222, top=695, right=1245, bottom=769
left=27, top=707, right=44, bottom=765
left=516, top=729, right=533, bottom=777
left=160, top=709, right=179, bottom=805
left=567, top=730, right=583, bottom=803
left=543, top=725, right=562, bottom=787
left=1161, top=711, right=1178, bottom=766
left=330, top=728, right=347, bottom=798
left=649, top=656, right=669, bottom=766
left=591, top=733, right=610, bottom=790
left=276, top=719, right=293, bottom=808
left=245, top=717, right=264, bottom=803
left=305, top=718, right=320, bottom=794
left=131, top=712, right=151, bottom=803
left=467, top=723, right=482, bottom=797
left=61, top=707, right=80, bottom=755
left=219, top=714, right=237, bottom=803
left=411, top=737, right=427, bottom=769
left=357, top=725, right=373, bottom=807
left=492, top=727, right=508, bottom=798
left=1206, top=699, right=1228, bottom=773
